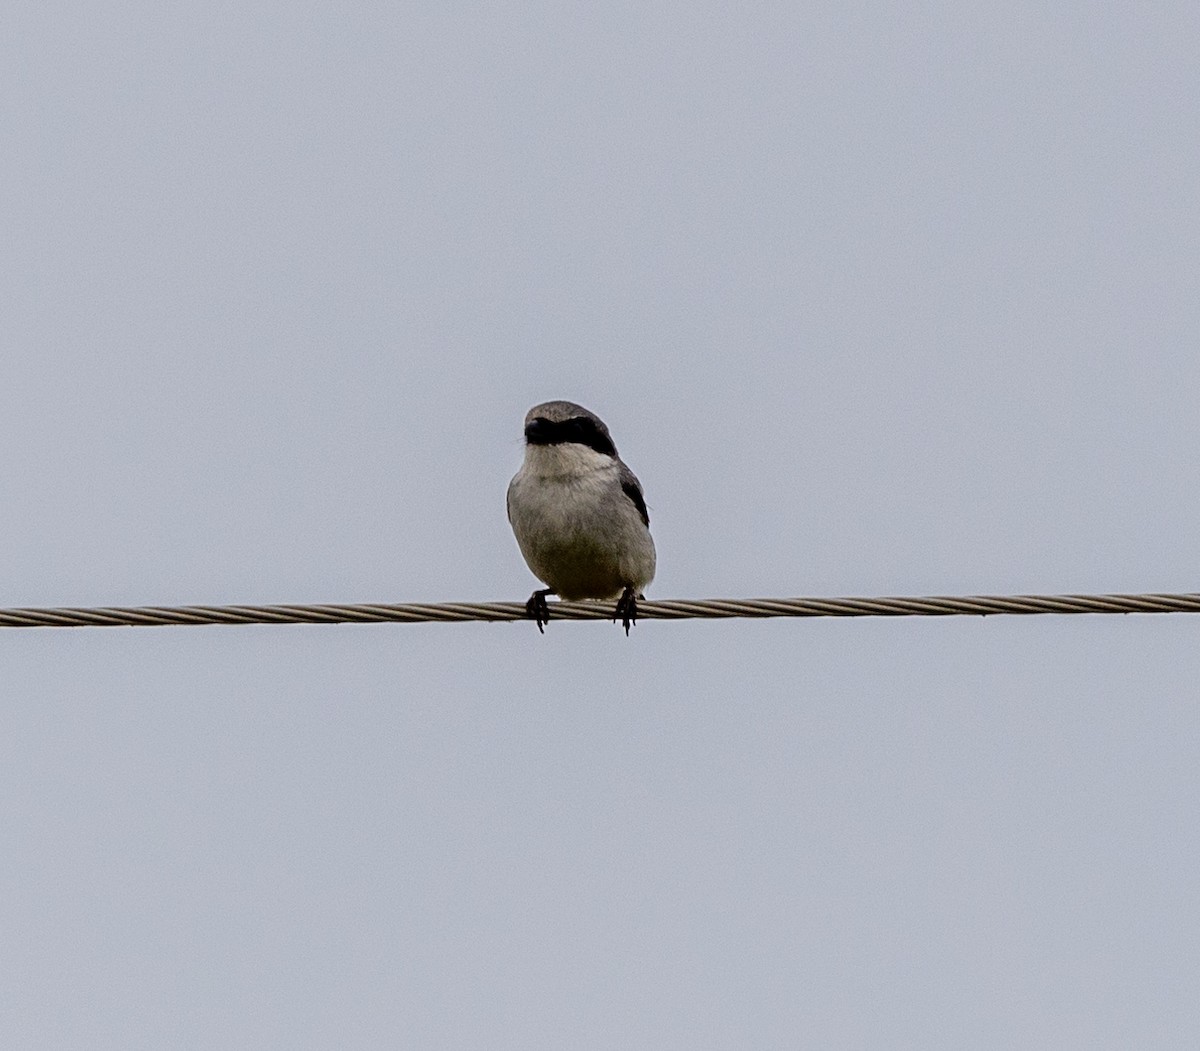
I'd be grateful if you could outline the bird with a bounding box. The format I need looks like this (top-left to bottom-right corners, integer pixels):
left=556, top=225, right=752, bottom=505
left=507, top=400, right=656, bottom=634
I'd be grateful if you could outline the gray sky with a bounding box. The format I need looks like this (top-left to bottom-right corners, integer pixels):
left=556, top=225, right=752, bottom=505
left=4, top=1, right=1199, bottom=1046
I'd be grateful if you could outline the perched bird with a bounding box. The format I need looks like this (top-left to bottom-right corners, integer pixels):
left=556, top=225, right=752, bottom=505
left=507, top=400, right=656, bottom=634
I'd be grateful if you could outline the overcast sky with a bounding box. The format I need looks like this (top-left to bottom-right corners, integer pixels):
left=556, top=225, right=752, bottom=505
left=4, top=1, right=1199, bottom=1046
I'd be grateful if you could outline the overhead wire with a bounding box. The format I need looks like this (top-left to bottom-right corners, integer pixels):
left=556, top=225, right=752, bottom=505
left=0, top=592, right=1198, bottom=629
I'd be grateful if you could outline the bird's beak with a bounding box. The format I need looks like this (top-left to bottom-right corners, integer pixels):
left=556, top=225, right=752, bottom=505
left=524, top=418, right=549, bottom=444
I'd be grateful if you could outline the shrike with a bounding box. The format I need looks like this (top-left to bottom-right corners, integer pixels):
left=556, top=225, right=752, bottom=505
left=507, top=400, right=656, bottom=634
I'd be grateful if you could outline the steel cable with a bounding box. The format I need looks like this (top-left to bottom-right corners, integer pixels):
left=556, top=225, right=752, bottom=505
left=0, top=592, right=1198, bottom=629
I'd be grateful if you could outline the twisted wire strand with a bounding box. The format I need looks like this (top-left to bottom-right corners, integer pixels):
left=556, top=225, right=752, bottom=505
left=0, top=592, right=1198, bottom=629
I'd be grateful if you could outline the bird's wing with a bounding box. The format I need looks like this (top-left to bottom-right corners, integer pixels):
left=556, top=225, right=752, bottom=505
left=618, top=463, right=650, bottom=527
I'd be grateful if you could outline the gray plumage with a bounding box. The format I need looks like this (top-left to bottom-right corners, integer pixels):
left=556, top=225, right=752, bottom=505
left=507, top=401, right=655, bottom=631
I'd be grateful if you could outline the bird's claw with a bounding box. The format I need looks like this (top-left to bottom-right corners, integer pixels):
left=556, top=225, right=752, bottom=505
left=525, top=589, right=553, bottom=633
left=614, top=587, right=639, bottom=636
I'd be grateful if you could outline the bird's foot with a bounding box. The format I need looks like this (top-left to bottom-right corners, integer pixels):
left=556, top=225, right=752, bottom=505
left=525, top=588, right=554, bottom=633
left=614, top=586, right=640, bottom=636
